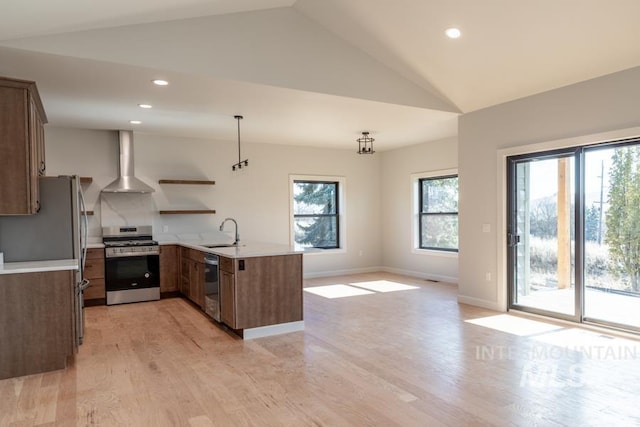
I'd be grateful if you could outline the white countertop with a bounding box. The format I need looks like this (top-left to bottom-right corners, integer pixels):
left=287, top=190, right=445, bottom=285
left=0, top=259, right=79, bottom=275
left=160, top=239, right=305, bottom=258
left=87, top=233, right=303, bottom=257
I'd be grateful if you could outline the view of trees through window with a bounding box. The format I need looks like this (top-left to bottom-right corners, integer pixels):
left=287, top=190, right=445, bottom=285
left=525, top=144, right=640, bottom=295
left=292, top=180, right=339, bottom=249
left=419, top=175, right=458, bottom=251
left=604, top=145, right=640, bottom=292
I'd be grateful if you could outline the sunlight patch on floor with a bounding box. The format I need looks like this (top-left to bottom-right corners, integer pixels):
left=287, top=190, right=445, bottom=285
left=465, top=314, right=563, bottom=336
left=304, top=284, right=374, bottom=299
left=349, top=280, right=419, bottom=293
left=531, top=328, right=640, bottom=359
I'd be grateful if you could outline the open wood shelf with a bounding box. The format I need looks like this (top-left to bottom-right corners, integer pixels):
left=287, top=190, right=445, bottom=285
left=45, top=176, right=93, bottom=183
left=158, top=179, right=215, bottom=185
left=158, top=179, right=215, bottom=215
left=159, top=210, right=216, bottom=215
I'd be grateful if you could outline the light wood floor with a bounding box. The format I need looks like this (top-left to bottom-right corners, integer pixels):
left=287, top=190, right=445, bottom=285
left=2, top=272, right=640, bottom=426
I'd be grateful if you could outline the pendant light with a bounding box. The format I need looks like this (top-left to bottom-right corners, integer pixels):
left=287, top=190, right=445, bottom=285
left=232, top=115, right=249, bottom=171
left=357, top=131, right=375, bottom=154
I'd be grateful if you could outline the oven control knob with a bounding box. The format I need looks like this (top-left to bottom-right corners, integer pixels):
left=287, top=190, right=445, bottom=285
left=145, top=272, right=150, bottom=278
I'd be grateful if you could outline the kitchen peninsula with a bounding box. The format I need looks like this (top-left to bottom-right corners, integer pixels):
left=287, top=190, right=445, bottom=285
left=160, top=239, right=305, bottom=339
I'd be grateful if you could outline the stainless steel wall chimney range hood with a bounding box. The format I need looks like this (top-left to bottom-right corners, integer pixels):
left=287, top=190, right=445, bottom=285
left=102, top=130, right=155, bottom=193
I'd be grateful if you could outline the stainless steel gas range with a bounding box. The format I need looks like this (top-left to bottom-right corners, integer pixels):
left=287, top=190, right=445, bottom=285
left=103, top=225, right=160, bottom=305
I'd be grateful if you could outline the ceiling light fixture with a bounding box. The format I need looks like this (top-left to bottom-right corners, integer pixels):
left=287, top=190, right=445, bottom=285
left=138, top=104, right=152, bottom=109
left=129, top=120, right=142, bottom=125
left=445, top=28, right=461, bottom=39
left=357, top=131, right=375, bottom=154
left=232, top=115, right=249, bottom=171
left=152, top=79, right=169, bottom=86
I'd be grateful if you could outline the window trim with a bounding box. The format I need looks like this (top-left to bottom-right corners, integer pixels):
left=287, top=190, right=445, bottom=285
left=289, top=174, right=346, bottom=253
left=411, top=169, right=459, bottom=255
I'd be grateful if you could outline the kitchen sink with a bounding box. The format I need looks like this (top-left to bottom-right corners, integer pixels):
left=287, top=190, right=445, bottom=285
left=204, top=243, right=243, bottom=248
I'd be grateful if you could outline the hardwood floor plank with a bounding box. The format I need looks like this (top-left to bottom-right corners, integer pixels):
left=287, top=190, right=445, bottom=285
left=1, top=272, right=640, bottom=426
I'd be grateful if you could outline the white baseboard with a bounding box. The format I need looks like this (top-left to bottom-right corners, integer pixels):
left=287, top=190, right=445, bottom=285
left=303, top=267, right=382, bottom=279
left=302, top=266, right=507, bottom=313
left=242, top=321, right=305, bottom=339
left=304, top=266, right=459, bottom=284
left=381, top=266, right=458, bottom=285
left=457, top=295, right=504, bottom=312
left=302, top=266, right=509, bottom=313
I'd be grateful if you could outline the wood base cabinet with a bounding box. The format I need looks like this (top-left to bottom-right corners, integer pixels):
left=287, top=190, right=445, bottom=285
left=220, top=269, right=236, bottom=327
left=160, top=245, right=179, bottom=294
left=0, top=270, right=75, bottom=379
left=179, top=247, right=205, bottom=308
left=189, top=259, right=205, bottom=308
left=0, top=76, right=47, bottom=215
left=83, top=248, right=105, bottom=304
left=220, top=254, right=303, bottom=330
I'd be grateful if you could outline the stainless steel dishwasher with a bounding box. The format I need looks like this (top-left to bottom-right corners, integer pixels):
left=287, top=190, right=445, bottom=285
left=204, top=254, right=220, bottom=322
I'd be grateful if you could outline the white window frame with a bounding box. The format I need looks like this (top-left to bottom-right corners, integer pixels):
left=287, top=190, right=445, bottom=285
left=289, top=174, right=346, bottom=254
left=411, top=168, right=459, bottom=257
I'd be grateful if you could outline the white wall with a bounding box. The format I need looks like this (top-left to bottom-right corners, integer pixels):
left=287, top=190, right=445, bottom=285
left=380, top=137, right=458, bottom=282
left=43, top=127, right=118, bottom=239
left=44, top=127, right=382, bottom=276
left=43, top=65, right=640, bottom=294
left=458, top=65, right=640, bottom=310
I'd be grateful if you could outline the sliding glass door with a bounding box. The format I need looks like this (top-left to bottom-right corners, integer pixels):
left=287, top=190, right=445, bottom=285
left=508, top=139, right=640, bottom=332
left=508, top=150, right=579, bottom=321
left=583, top=144, right=640, bottom=329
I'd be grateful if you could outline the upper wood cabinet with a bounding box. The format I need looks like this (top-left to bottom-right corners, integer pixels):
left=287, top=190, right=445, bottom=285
left=0, top=76, right=48, bottom=215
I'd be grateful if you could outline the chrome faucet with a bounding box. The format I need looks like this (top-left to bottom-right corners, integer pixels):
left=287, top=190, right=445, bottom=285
left=219, top=218, right=240, bottom=245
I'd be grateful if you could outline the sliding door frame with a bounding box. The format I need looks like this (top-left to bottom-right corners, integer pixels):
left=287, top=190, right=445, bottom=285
left=506, top=147, right=583, bottom=323
left=502, top=133, right=640, bottom=333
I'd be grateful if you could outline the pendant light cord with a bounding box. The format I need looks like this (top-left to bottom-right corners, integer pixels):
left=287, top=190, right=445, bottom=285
left=237, top=115, right=242, bottom=165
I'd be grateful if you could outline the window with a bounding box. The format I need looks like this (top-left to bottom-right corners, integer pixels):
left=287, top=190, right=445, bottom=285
left=292, top=179, right=340, bottom=249
left=419, top=175, right=458, bottom=251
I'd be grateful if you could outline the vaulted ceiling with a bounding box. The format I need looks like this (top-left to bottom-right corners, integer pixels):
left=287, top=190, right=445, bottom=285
left=1, top=0, right=639, bottom=150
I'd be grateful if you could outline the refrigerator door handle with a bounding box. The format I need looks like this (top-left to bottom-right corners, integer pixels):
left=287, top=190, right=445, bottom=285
left=80, top=278, right=91, bottom=291
left=78, top=184, right=89, bottom=273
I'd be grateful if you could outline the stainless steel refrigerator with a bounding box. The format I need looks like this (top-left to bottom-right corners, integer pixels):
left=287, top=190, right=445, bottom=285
left=0, top=175, right=89, bottom=344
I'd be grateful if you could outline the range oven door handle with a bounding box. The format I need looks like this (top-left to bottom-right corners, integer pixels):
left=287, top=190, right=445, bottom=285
left=105, top=250, right=161, bottom=258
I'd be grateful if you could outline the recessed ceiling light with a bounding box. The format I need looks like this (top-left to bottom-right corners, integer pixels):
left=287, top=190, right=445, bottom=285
left=129, top=120, right=142, bottom=125
left=445, top=28, right=461, bottom=39
left=152, top=79, right=169, bottom=86
left=138, top=104, right=152, bottom=109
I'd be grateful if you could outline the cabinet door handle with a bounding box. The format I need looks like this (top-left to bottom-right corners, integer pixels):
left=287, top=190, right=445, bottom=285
left=35, top=200, right=41, bottom=213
